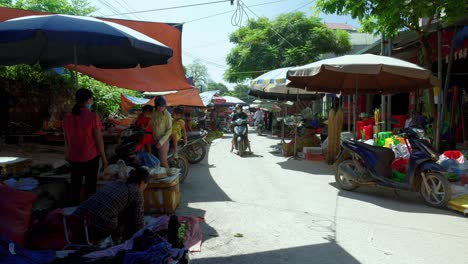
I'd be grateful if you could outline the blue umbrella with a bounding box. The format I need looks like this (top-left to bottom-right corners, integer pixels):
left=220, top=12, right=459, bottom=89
left=0, top=14, right=173, bottom=69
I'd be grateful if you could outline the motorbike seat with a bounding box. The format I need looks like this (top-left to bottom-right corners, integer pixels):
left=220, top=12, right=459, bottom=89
left=187, top=131, right=203, bottom=141
left=354, top=141, right=395, bottom=179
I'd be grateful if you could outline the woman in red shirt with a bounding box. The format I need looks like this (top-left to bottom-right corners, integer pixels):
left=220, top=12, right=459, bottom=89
left=135, top=105, right=155, bottom=152
left=63, top=89, right=107, bottom=205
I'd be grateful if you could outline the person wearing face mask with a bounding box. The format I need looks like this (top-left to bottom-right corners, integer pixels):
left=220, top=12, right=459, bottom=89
left=63, top=88, right=108, bottom=205
left=150, top=96, right=172, bottom=172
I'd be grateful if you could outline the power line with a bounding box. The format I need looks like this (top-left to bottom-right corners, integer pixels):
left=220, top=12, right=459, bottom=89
left=183, top=51, right=227, bottom=69
left=289, top=1, right=314, bottom=12
left=183, top=0, right=286, bottom=24
left=114, top=0, right=142, bottom=20
left=104, top=0, right=231, bottom=16
left=118, top=0, right=147, bottom=20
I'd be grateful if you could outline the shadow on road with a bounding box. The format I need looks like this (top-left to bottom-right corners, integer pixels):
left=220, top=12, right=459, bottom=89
left=192, top=242, right=360, bottom=264
left=277, top=159, right=334, bottom=175
left=180, top=146, right=231, bottom=203
left=177, top=146, right=232, bottom=243
left=329, top=182, right=462, bottom=217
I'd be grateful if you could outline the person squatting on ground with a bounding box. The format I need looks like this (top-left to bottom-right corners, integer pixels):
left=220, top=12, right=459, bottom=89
left=73, top=167, right=149, bottom=243
left=150, top=96, right=172, bottom=172
left=171, top=107, right=188, bottom=156
left=63, top=88, right=107, bottom=205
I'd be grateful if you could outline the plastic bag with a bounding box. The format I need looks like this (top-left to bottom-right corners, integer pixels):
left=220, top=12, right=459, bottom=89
left=137, top=152, right=160, bottom=169
left=102, top=160, right=134, bottom=181
left=439, top=150, right=465, bottom=164
left=149, top=167, right=167, bottom=180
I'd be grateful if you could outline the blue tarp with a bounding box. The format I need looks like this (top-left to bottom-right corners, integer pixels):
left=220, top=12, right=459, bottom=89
left=454, top=25, right=468, bottom=48
left=123, top=94, right=151, bottom=105
left=199, top=90, right=219, bottom=106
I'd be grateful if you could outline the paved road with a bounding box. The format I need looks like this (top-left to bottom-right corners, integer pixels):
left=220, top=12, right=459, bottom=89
left=177, top=131, right=468, bottom=264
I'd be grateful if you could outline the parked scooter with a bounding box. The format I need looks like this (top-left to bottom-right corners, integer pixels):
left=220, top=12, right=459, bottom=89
left=115, top=127, right=190, bottom=182
left=335, top=127, right=451, bottom=208
left=183, top=130, right=209, bottom=164
left=255, top=120, right=265, bottom=136
left=231, top=118, right=249, bottom=157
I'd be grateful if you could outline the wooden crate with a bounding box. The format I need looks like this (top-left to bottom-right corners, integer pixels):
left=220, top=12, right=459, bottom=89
left=97, top=176, right=181, bottom=214
left=144, top=176, right=180, bottom=214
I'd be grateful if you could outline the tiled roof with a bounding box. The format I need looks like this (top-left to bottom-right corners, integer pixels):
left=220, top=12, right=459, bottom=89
left=325, top=22, right=357, bottom=31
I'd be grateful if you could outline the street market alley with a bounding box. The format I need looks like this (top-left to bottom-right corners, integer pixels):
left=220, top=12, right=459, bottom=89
left=177, top=131, right=468, bottom=264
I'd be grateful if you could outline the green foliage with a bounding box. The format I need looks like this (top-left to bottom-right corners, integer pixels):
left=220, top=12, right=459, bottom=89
left=78, top=74, right=141, bottom=117
left=206, top=81, right=228, bottom=95
left=224, top=12, right=352, bottom=83
left=0, top=0, right=136, bottom=118
left=186, top=60, right=209, bottom=90
left=3, top=0, right=97, bottom=15
left=315, top=0, right=466, bottom=38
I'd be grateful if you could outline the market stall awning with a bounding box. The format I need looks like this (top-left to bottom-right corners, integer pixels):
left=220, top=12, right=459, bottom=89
left=215, top=96, right=247, bottom=106
left=121, top=93, right=154, bottom=113
left=250, top=67, right=324, bottom=101
left=0, top=7, right=191, bottom=92
left=121, top=89, right=203, bottom=112
left=165, top=89, right=204, bottom=107
left=199, top=90, right=220, bottom=106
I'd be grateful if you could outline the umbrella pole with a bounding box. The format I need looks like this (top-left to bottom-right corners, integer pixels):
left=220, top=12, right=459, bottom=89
left=74, top=45, right=78, bottom=89
left=347, top=96, right=351, bottom=132
left=354, top=76, right=358, bottom=141
left=282, top=106, right=287, bottom=144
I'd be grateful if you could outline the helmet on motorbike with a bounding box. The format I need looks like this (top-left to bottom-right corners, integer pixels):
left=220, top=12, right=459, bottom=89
left=154, top=96, right=167, bottom=107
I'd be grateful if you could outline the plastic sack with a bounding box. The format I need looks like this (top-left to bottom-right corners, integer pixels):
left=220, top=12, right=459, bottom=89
left=149, top=167, right=167, bottom=180
left=0, top=184, right=37, bottom=246
left=440, top=159, right=462, bottom=181
left=439, top=150, right=465, bottom=164
left=102, top=160, right=134, bottom=181
left=137, top=152, right=160, bottom=169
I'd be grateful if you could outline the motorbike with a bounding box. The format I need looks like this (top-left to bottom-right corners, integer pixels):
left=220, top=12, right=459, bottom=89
left=255, top=120, right=265, bottom=136
left=335, top=127, right=451, bottom=208
left=114, top=127, right=190, bottom=182
left=232, top=118, right=249, bottom=157
left=183, top=130, right=209, bottom=164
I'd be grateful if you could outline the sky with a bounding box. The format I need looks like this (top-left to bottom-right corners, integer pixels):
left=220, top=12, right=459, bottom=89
left=89, top=0, right=359, bottom=88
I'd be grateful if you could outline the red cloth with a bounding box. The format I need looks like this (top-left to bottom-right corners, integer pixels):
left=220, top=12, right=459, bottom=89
left=63, top=108, right=103, bottom=162
left=135, top=114, right=150, bottom=128
left=0, top=184, right=37, bottom=246
left=135, top=114, right=154, bottom=151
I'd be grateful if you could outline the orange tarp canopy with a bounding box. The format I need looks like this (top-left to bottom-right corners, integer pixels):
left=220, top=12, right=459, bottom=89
left=166, top=89, right=204, bottom=107
left=121, top=89, right=203, bottom=112
left=0, top=7, right=191, bottom=92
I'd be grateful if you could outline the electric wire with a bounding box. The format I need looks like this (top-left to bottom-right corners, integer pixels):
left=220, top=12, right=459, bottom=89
left=105, top=0, right=231, bottom=16
left=231, top=0, right=249, bottom=27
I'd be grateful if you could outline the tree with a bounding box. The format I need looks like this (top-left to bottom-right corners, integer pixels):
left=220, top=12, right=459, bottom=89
left=315, top=0, right=466, bottom=68
left=230, top=84, right=254, bottom=103
left=206, top=81, right=228, bottom=95
left=185, top=60, right=209, bottom=90
left=224, top=12, right=352, bottom=83
left=3, top=0, right=96, bottom=15
left=0, top=0, right=145, bottom=117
